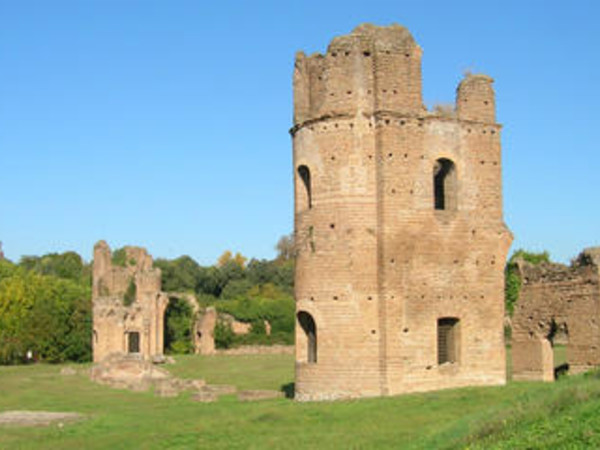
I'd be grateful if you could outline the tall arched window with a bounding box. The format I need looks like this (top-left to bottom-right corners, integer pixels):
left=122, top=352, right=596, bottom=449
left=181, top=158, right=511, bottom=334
left=297, top=311, right=317, bottom=363
left=433, top=158, right=457, bottom=211
left=297, top=165, right=312, bottom=209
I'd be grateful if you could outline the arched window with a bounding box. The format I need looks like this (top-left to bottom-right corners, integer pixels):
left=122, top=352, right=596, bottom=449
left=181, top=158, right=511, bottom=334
left=297, top=165, right=312, bottom=209
left=297, top=311, right=317, bottom=363
left=437, top=317, right=460, bottom=364
left=433, top=158, right=457, bottom=211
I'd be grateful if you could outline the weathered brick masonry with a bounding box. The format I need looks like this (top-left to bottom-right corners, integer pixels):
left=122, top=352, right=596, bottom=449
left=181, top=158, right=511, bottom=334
left=292, top=24, right=512, bottom=400
left=92, top=241, right=210, bottom=361
left=92, top=241, right=170, bottom=362
left=92, top=242, right=266, bottom=362
left=512, top=248, right=600, bottom=381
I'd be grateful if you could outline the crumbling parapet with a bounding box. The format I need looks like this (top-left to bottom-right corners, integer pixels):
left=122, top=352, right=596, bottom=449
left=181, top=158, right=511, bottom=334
left=456, top=74, right=496, bottom=123
left=512, top=247, right=600, bottom=380
left=293, top=24, right=424, bottom=127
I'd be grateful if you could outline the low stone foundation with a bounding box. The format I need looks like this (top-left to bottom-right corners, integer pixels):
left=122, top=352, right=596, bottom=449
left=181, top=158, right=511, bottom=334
left=216, top=345, right=293, bottom=356
left=90, top=354, right=286, bottom=402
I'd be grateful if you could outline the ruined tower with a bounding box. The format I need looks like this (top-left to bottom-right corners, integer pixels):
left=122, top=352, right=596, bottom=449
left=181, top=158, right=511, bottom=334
left=292, top=24, right=512, bottom=400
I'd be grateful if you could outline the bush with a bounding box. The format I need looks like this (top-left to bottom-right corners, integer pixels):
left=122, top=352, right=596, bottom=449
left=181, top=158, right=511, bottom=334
left=164, top=297, right=194, bottom=354
left=505, top=249, right=551, bottom=315
left=111, top=248, right=127, bottom=267
left=123, top=278, right=136, bottom=306
left=214, top=319, right=235, bottom=349
left=0, top=271, right=91, bottom=364
left=169, top=340, right=193, bottom=355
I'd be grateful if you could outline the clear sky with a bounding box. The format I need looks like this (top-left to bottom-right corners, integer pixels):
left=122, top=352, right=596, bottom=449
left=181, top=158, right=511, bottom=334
left=1, top=0, right=598, bottom=265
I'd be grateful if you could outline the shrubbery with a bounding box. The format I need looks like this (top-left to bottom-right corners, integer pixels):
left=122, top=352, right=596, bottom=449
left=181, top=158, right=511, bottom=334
left=156, top=239, right=296, bottom=349
left=505, top=249, right=551, bottom=315
left=164, top=297, right=195, bottom=354
left=214, top=286, right=295, bottom=347
left=0, top=262, right=91, bottom=364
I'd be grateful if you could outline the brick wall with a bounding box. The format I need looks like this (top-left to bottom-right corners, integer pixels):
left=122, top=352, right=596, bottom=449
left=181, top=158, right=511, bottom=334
left=512, top=248, right=600, bottom=379
left=293, top=24, right=512, bottom=400
left=92, top=241, right=169, bottom=362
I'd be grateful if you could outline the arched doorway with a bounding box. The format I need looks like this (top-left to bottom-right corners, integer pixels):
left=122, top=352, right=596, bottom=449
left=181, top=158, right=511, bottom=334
left=297, top=311, right=317, bottom=363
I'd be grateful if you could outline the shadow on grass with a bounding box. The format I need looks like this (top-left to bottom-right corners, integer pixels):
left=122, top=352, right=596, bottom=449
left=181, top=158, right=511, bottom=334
left=281, top=382, right=295, bottom=399
left=554, top=363, right=570, bottom=380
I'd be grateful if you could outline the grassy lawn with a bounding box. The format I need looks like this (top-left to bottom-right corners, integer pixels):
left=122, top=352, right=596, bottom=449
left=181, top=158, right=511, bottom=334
left=1, top=351, right=599, bottom=449
left=167, top=353, right=294, bottom=391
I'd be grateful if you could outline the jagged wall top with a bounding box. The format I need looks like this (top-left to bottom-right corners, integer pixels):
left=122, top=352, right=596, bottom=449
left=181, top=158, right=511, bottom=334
left=515, top=247, right=600, bottom=284
left=293, top=23, right=497, bottom=128
left=293, top=23, right=424, bottom=126
left=92, top=240, right=162, bottom=300
left=575, top=247, right=600, bottom=268
left=327, top=24, right=417, bottom=53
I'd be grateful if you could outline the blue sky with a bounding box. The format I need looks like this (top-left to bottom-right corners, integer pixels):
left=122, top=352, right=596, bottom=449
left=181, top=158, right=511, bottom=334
left=1, top=0, right=598, bottom=265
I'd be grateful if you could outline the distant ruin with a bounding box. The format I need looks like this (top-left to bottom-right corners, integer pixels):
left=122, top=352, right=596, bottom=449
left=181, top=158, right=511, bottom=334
left=92, top=241, right=213, bottom=361
left=512, top=247, right=600, bottom=381
left=292, top=24, right=512, bottom=400
left=92, top=241, right=272, bottom=362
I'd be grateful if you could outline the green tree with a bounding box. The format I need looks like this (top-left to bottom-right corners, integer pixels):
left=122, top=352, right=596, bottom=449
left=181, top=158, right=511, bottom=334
left=214, top=319, right=235, bottom=349
left=19, top=251, right=89, bottom=284
left=164, top=297, right=194, bottom=354
left=111, top=247, right=127, bottom=267
left=0, top=259, right=17, bottom=281
left=0, top=270, right=91, bottom=364
left=221, top=279, right=254, bottom=300
left=123, top=278, right=137, bottom=306
left=155, top=256, right=203, bottom=292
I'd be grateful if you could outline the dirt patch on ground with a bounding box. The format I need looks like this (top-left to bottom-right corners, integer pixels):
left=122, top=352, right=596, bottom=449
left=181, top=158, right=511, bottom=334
left=0, top=411, right=84, bottom=427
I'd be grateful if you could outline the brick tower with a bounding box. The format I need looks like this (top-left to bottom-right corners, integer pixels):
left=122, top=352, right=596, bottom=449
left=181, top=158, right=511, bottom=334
left=292, top=24, right=512, bottom=400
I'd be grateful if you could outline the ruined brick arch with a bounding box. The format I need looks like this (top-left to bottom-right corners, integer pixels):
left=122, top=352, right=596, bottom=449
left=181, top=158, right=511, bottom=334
left=433, top=158, right=457, bottom=211
left=297, top=311, right=317, bottom=363
left=164, top=292, right=200, bottom=316
left=297, top=164, right=312, bottom=210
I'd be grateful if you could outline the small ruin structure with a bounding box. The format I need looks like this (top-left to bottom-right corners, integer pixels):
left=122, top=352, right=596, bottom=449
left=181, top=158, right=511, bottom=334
left=292, top=24, right=512, bottom=400
left=92, top=241, right=211, bottom=361
left=512, top=247, right=600, bottom=381
left=92, top=241, right=272, bottom=362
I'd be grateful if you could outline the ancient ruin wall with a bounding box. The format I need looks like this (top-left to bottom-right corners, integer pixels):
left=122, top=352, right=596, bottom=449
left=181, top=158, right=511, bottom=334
left=512, top=248, right=600, bottom=380
left=92, top=241, right=169, bottom=362
left=293, top=24, right=512, bottom=400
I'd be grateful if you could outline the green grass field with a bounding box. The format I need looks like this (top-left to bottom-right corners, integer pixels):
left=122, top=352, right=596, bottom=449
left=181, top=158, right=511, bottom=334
left=1, top=349, right=599, bottom=449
